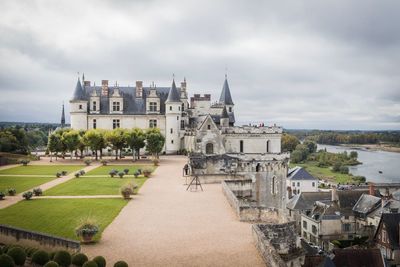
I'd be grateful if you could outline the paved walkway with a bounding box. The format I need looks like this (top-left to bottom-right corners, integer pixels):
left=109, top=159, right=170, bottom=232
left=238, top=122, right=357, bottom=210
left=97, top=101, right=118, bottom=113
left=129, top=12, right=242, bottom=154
left=0, top=164, right=101, bottom=209
left=83, top=156, right=264, bottom=267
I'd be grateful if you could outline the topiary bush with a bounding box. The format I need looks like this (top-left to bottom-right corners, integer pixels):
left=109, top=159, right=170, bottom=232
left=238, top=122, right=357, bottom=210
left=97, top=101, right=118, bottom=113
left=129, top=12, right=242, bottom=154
left=83, top=260, right=98, bottom=267
left=72, top=253, right=89, bottom=267
left=20, top=159, right=30, bottom=166
left=75, top=173, right=80, bottom=178
left=84, top=159, right=92, bottom=166
left=0, top=191, right=5, bottom=200
left=109, top=170, right=118, bottom=178
left=44, top=261, right=60, bottom=267
left=7, top=246, right=26, bottom=266
left=61, top=171, right=68, bottom=176
left=93, top=256, right=106, bottom=267
left=8, top=188, right=16, bottom=196
left=32, top=250, right=50, bottom=266
left=53, top=250, right=71, bottom=267
left=22, top=191, right=33, bottom=200
left=79, top=170, right=86, bottom=176
left=0, top=254, right=14, bottom=267
left=118, top=172, right=125, bottom=178
left=114, top=260, right=128, bottom=267
left=56, top=172, right=62, bottom=178
left=33, top=188, right=43, bottom=196
left=123, top=169, right=129, bottom=174
left=101, top=160, right=108, bottom=166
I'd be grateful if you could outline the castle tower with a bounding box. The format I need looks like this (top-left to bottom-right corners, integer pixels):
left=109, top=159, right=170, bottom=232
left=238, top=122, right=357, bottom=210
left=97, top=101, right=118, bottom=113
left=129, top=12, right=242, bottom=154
left=220, top=105, right=229, bottom=128
left=69, top=77, right=88, bottom=130
left=61, top=103, right=66, bottom=128
left=165, top=79, right=182, bottom=154
left=219, top=75, right=234, bottom=115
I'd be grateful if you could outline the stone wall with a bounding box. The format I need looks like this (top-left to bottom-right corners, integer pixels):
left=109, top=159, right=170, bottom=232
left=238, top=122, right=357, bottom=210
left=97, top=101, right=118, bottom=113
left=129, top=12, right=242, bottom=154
left=0, top=224, right=80, bottom=253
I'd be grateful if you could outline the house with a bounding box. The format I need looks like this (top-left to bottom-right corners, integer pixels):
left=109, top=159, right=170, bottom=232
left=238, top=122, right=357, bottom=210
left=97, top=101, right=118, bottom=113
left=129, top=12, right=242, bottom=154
left=352, top=193, right=381, bottom=238
left=374, top=213, right=400, bottom=266
left=287, top=167, right=319, bottom=197
left=331, top=248, right=385, bottom=267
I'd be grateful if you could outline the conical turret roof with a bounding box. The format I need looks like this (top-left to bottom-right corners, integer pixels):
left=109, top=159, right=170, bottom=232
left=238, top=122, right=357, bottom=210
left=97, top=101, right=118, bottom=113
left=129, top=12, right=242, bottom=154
left=72, top=77, right=85, bottom=100
left=166, top=79, right=181, bottom=103
left=219, top=76, right=234, bottom=105
left=61, top=103, right=65, bottom=127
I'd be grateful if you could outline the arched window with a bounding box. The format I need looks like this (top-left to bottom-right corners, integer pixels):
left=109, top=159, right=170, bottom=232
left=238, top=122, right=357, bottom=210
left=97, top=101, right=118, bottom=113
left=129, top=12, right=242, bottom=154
left=266, top=140, right=270, bottom=153
left=206, top=143, right=214, bottom=154
left=256, top=163, right=260, bottom=172
left=240, top=140, right=244, bottom=153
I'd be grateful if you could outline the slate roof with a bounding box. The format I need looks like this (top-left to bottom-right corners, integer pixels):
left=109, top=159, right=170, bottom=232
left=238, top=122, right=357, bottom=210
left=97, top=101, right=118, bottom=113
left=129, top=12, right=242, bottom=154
left=73, top=83, right=173, bottom=115
left=286, top=192, right=331, bottom=211
left=288, top=167, right=318, bottom=181
left=332, top=249, right=385, bottom=267
left=352, top=193, right=381, bottom=215
left=72, top=78, right=85, bottom=100
left=337, top=190, right=368, bottom=209
left=221, top=106, right=229, bottom=118
left=376, top=213, right=400, bottom=249
left=211, top=113, right=235, bottom=124
left=302, top=256, right=335, bottom=267
left=219, top=77, right=234, bottom=105
left=166, top=79, right=181, bottom=103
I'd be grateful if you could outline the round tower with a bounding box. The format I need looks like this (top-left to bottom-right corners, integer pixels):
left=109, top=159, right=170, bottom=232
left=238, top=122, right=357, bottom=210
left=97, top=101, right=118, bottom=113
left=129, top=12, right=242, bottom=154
left=70, top=77, right=88, bottom=130
left=165, top=79, right=182, bottom=154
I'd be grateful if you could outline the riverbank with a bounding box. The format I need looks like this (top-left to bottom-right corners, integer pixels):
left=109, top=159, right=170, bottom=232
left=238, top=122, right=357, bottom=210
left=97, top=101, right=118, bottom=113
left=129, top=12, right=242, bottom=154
left=340, top=143, right=400, bottom=153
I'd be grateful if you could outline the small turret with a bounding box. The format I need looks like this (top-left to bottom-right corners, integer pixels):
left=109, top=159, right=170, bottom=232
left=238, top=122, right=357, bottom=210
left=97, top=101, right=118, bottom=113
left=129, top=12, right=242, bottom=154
left=220, top=106, right=229, bottom=128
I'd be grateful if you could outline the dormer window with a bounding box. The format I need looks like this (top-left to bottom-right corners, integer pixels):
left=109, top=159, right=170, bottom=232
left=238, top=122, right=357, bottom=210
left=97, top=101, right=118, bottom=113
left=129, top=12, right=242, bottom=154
left=149, top=102, right=157, bottom=112
left=93, top=101, right=97, bottom=111
left=112, top=102, right=120, bottom=112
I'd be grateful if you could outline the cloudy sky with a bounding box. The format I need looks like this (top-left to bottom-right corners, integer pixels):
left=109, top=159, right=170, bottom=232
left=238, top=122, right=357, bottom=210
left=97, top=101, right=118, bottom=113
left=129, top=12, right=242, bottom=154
left=1, top=0, right=399, bottom=130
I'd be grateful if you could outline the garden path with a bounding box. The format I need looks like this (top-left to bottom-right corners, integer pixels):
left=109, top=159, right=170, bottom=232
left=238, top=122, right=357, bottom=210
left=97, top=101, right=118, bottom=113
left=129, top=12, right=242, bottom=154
left=0, top=164, right=101, bottom=209
left=83, top=155, right=264, bottom=267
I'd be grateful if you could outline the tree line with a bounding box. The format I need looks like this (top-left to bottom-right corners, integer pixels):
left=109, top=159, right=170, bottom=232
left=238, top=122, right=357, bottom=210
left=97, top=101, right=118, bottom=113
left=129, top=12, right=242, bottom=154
left=0, top=126, right=48, bottom=154
left=47, top=128, right=165, bottom=161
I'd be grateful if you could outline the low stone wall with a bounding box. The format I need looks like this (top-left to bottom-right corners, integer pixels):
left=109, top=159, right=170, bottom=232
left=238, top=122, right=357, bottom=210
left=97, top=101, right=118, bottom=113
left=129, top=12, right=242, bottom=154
left=222, top=180, right=283, bottom=223
left=0, top=224, right=80, bottom=253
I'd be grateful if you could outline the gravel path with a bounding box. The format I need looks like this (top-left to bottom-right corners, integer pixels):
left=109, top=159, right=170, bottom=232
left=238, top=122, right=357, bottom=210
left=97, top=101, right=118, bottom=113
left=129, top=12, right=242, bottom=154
left=83, top=156, right=264, bottom=267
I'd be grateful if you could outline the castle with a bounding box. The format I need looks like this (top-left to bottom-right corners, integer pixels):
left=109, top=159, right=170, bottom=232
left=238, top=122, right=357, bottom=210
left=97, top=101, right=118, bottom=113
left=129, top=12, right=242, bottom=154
left=70, top=75, right=282, bottom=155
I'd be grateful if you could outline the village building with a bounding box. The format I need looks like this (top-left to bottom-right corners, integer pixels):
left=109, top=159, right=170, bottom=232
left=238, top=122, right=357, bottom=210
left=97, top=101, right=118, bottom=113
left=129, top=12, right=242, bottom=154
left=374, top=213, right=400, bottom=265
left=287, top=166, right=319, bottom=198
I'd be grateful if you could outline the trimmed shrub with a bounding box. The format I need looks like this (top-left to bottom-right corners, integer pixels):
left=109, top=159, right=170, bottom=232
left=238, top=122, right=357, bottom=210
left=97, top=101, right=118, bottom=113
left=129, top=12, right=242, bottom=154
left=2, top=245, right=10, bottom=253
left=20, top=159, right=30, bottom=166
left=75, top=173, right=80, bottom=178
left=56, top=172, right=62, bottom=178
left=61, top=171, right=68, bottom=176
left=32, top=250, right=50, bottom=266
left=118, top=172, right=124, bottom=178
left=83, top=260, right=98, bottom=267
left=0, top=254, right=14, bottom=267
left=109, top=170, right=118, bottom=178
left=114, top=260, right=128, bottom=267
left=33, top=188, right=43, bottom=196
left=120, top=184, right=135, bottom=199
left=49, top=251, right=56, bottom=260
left=0, top=191, right=5, bottom=200
left=53, top=250, right=71, bottom=267
left=72, top=253, right=89, bottom=267
left=79, top=170, right=86, bottom=176
left=93, top=256, right=106, bottom=267
left=143, top=169, right=152, bottom=178
left=84, top=159, right=92, bottom=166
left=8, top=188, right=16, bottom=196
left=7, top=246, right=26, bottom=266
left=22, top=191, right=33, bottom=200
left=101, top=160, right=108, bottom=166
left=133, top=171, right=139, bottom=178
left=123, top=169, right=129, bottom=174
left=44, top=261, right=60, bottom=267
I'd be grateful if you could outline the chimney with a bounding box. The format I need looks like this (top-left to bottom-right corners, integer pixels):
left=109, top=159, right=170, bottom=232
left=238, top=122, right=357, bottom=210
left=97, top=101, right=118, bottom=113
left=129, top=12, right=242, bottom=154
left=136, top=81, right=143, bottom=98
left=369, top=183, right=375, bottom=196
left=180, top=80, right=187, bottom=99
left=101, top=80, right=109, bottom=96
left=84, top=81, right=91, bottom=87
left=331, top=187, right=339, bottom=203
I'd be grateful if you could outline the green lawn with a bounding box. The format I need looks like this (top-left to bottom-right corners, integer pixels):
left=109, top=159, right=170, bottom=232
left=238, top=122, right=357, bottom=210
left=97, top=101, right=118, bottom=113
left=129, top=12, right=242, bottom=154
left=44, top=176, right=147, bottom=196
left=0, top=165, right=84, bottom=175
left=0, top=199, right=128, bottom=241
left=86, top=165, right=154, bottom=176
left=290, top=162, right=354, bottom=184
left=0, top=176, right=56, bottom=193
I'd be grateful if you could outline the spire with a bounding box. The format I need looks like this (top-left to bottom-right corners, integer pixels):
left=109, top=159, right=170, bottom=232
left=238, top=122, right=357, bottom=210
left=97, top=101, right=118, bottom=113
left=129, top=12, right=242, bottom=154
left=72, top=77, right=85, bottom=100
left=61, top=103, right=65, bottom=128
left=166, top=78, right=181, bottom=103
left=82, top=72, right=85, bottom=83
left=221, top=105, right=229, bottom=118
left=219, top=76, right=234, bottom=105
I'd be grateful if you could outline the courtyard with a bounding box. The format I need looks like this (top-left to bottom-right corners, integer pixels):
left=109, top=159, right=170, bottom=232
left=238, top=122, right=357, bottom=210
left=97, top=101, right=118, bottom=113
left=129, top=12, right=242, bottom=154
left=0, top=156, right=263, bottom=266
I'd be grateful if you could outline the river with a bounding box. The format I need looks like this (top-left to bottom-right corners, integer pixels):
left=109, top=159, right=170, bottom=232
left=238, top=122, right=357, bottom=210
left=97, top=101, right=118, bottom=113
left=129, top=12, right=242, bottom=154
left=317, top=144, right=399, bottom=183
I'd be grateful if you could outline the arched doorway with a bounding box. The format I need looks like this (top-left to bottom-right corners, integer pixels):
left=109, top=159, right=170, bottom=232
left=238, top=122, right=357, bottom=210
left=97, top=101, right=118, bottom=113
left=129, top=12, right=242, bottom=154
left=206, top=143, right=214, bottom=154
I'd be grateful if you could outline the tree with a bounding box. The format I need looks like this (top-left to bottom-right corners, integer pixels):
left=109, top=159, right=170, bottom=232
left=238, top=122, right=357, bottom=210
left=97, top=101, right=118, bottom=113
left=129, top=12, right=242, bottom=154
left=47, top=133, right=62, bottom=162
left=281, top=134, right=300, bottom=152
left=62, top=130, right=80, bottom=159
left=82, top=129, right=106, bottom=160
left=125, top=128, right=146, bottom=160
left=303, top=140, right=317, bottom=154
left=0, top=131, right=18, bottom=152
left=145, top=128, right=165, bottom=159
left=77, top=130, right=86, bottom=159
left=105, top=129, right=126, bottom=160
left=350, top=151, right=358, bottom=159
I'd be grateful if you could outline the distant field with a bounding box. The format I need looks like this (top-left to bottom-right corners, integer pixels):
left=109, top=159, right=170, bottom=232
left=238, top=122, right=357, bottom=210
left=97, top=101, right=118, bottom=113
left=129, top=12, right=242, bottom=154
left=0, top=198, right=128, bottom=241
left=0, top=176, right=55, bottom=193
left=0, top=165, right=84, bottom=175
left=86, top=165, right=154, bottom=176
left=290, top=162, right=354, bottom=184
left=45, top=176, right=147, bottom=196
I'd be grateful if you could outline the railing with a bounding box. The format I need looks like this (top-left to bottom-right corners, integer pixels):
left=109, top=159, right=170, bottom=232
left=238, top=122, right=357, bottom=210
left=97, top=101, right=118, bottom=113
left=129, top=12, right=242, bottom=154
left=0, top=224, right=80, bottom=252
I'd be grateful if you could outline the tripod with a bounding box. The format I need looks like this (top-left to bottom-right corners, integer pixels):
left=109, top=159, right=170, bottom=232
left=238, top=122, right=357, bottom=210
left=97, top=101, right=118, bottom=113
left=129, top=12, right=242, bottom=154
left=186, top=175, right=203, bottom=191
